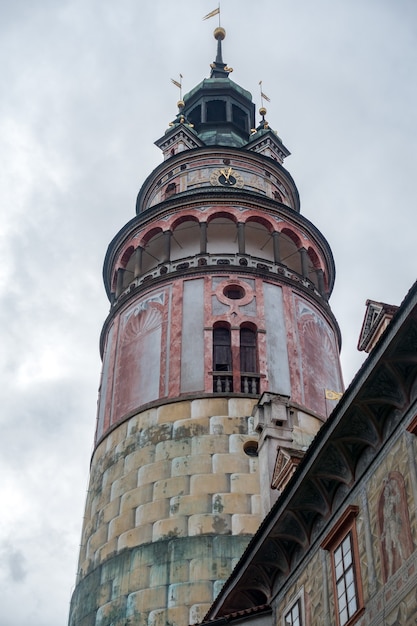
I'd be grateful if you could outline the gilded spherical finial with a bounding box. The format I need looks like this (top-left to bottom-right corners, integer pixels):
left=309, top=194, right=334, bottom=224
left=177, top=100, right=185, bottom=109
left=259, top=106, right=267, bottom=117
left=214, top=27, right=226, bottom=41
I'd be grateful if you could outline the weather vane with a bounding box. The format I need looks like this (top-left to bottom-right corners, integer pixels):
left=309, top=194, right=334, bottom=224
left=171, top=74, right=183, bottom=101
left=259, top=81, right=271, bottom=108
left=203, top=4, right=221, bottom=26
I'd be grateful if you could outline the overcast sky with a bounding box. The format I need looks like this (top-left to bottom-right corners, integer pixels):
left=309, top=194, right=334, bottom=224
left=1, top=1, right=416, bottom=624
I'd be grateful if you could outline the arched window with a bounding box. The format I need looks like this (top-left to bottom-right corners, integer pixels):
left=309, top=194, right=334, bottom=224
left=240, top=326, right=259, bottom=394
left=240, top=327, right=257, bottom=373
left=212, top=325, right=233, bottom=393
left=213, top=326, right=231, bottom=372
left=211, top=323, right=260, bottom=395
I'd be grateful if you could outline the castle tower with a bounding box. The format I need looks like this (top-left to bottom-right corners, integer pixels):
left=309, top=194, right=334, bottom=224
left=69, top=29, right=343, bottom=626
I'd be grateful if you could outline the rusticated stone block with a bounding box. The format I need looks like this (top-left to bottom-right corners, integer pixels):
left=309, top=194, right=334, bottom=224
left=96, top=581, right=112, bottom=606
left=105, top=422, right=128, bottom=451
left=108, top=510, right=135, bottom=541
left=212, top=493, right=250, bottom=515
left=93, top=484, right=112, bottom=514
left=188, top=513, right=231, bottom=536
left=97, top=538, right=118, bottom=565
left=230, top=472, right=260, bottom=494
left=213, top=579, right=226, bottom=598
left=227, top=398, right=257, bottom=418
left=232, top=513, right=262, bottom=535
left=153, top=476, right=189, bottom=501
left=191, top=434, right=229, bottom=456
left=120, top=483, right=153, bottom=513
left=127, top=562, right=150, bottom=593
left=191, top=398, right=228, bottom=418
left=229, top=433, right=257, bottom=454
left=152, top=516, right=187, bottom=541
left=189, top=603, right=212, bottom=626
left=190, top=556, right=231, bottom=580
left=213, top=534, right=251, bottom=557
left=117, top=524, right=152, bottom=550
left=127, top=408, right=158, bottom=439
left=157, top=401, right=191, bottom=424
left=102, top=458, right=125, bottom=490
left=155, top=439, right=191, bottom=462
left=138, top=460, right=171, bottom=486
left=124, top=445, right=155, bottom=474
left=149, top=606, right=189, bottom=626
left=171, top=454, right=212, bottom=477
left=87, top=524, right=109, bottom=557
left=126, top=586, right=166, bottom=613
left=139, top=423, right=172, bottom=448
left=251, top=494, right=262, bottom=515
left=96, top=597, right=127, bottom=625
left=168, top=581, right=213, bottom=606
left=110, top=469, right=139, bottom=501
left=212, top=453, right=249, bottom=474
left=136, top=407, right=158, bottom=431
left=190, top=473, right=229, bottom=495
left=173, top=417, right=210, bottom=439
left=169, top=559, right=189, bottom=583
left=170, top=494, right=211, bottom=516
left=149, top=563, right=169, bottom=587
left=99, top=498, right=120, bottom=524
left=136, top=499, right=170, bottom=526
left=210, top=415, right=248, bottom=435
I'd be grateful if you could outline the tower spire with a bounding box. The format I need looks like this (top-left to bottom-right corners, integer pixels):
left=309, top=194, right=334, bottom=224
left=209, top=27, right=233, bottom=78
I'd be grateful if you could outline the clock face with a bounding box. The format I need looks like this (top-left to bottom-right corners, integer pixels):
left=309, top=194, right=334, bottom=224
left=210, top=167, right=244, bottom=188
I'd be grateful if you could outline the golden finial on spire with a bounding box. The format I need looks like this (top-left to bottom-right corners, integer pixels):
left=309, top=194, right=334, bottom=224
left=213, top=26, right=226, bottom=41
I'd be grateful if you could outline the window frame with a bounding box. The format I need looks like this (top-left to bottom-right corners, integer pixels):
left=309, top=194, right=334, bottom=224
left=321, top=506, right=364, bottom=626
left=282, top=587, right=305, bottom=626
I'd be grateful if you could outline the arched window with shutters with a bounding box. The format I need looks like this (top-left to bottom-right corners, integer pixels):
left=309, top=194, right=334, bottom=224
left=240, top=327, right=257, bottom=373
left=240, top=325, right=259, bottom=394
left=212, top=324, right=233, bottom=392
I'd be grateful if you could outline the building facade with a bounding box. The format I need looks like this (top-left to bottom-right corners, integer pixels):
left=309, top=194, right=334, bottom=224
left=68, top=29, right=344, bottom=626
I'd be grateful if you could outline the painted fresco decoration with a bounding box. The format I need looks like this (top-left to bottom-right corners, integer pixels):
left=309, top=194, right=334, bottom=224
left=123, top=292, right=165, bottom=331
left=378, top=471, right=413, bottom=582
left=296, top=299, right=342, bottom=415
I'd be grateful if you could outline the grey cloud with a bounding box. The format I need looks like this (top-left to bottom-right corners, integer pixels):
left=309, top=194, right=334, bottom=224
left=0, top=542, right=27, bottom=583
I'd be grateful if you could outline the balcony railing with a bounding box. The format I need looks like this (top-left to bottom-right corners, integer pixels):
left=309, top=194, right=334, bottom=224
left=240, top=373, right=260, bottom=394
left=212, top=372, right=260, bottom=395
left=213, top=372, right=233, bottom=393
left=113, top=253, right=324, bottom=304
